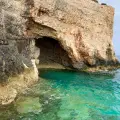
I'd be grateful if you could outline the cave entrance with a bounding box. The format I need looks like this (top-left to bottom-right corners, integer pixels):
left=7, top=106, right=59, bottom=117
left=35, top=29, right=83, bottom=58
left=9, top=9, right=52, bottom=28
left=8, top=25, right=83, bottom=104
left=35, top=37, right=72, bottom=67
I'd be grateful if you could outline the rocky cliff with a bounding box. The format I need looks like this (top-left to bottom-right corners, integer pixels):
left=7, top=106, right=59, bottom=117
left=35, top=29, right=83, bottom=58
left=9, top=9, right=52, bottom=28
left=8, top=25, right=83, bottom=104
left=0, top=0, right=119, bottom=105
left=27, top=0, right=118, bottom=69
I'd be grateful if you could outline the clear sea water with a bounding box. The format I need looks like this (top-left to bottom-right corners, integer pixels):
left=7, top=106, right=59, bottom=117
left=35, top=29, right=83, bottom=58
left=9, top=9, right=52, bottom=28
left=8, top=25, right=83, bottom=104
left=0, top=67, right=120, bottom=120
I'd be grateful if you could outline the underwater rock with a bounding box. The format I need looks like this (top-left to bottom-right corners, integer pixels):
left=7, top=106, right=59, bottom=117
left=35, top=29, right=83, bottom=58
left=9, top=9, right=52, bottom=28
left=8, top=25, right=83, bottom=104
left=16, top=97, right=42, bottom=114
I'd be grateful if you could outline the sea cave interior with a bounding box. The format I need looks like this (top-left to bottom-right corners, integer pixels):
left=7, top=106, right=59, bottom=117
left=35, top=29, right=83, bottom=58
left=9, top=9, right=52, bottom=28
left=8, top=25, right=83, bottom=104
left=35, top=36, right=72, bottom=67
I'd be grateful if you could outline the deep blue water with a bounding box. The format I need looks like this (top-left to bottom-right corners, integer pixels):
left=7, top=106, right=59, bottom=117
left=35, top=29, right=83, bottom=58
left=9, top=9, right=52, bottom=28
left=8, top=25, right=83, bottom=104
left=0, top=68, right=120, bottom=120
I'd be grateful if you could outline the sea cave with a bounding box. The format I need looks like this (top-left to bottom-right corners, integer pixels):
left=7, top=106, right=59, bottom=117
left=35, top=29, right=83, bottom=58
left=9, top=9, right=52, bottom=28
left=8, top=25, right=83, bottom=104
left=35, top=36, right=72, bottom=67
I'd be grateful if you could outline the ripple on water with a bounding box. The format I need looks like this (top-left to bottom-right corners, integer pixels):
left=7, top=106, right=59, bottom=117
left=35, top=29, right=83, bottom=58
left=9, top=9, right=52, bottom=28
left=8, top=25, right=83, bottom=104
left=0, top=69, right=120, bottom=120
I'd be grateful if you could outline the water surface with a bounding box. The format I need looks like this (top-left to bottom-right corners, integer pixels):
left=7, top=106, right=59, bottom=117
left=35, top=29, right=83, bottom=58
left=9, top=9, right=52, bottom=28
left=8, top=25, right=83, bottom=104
left=0, top=69, right=120, bottom=120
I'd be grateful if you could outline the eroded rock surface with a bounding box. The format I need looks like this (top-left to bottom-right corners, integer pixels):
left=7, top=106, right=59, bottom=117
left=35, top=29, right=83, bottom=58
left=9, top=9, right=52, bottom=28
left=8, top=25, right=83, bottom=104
left=26, top=0, right=118, bottom=69
left=0, top=0, right=39, bottom=105
left=0, top=0, right=118, bottom=69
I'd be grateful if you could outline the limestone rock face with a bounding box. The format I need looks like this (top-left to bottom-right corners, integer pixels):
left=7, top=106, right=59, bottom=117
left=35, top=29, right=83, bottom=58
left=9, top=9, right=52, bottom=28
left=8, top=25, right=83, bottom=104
left=26, top=0, right=118, bottom=68
left=0, top=0, right=39, bottom=105
left=0, top=0, right=119, bottom=70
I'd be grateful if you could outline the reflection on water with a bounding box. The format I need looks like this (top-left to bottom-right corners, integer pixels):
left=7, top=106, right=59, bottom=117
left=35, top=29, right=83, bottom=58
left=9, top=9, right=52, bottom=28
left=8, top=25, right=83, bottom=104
left=0, top=69, right=120, bottom=120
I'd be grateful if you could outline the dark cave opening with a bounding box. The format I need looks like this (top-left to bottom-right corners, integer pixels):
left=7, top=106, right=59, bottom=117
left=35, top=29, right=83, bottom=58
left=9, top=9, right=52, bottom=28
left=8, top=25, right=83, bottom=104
left=35, top=37, right=72, bottom=67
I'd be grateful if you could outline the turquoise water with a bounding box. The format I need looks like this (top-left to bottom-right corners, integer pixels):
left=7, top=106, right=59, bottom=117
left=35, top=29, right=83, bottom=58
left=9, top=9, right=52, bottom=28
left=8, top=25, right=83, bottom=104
left=0, top=69, right=120, bottom=120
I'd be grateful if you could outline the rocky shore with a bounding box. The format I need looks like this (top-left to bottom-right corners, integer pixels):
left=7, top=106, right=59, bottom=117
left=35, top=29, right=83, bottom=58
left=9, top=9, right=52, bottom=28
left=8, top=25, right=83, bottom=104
left=0, top=0, right=119, bottom=105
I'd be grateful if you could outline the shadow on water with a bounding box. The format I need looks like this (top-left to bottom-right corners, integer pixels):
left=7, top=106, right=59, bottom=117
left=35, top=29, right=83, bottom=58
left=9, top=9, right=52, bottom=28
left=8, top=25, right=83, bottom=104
left=39, top=68, right=116, bottom=92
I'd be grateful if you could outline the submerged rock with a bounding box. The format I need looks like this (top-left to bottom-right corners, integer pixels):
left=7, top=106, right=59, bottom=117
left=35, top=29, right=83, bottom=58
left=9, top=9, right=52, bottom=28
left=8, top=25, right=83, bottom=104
left=16, top=97, right=42, bottom=114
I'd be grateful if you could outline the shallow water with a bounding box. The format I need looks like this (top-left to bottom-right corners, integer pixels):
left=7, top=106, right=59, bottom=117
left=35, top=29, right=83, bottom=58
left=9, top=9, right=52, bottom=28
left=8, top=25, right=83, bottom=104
left=0, top=69, right=120, bottom=120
